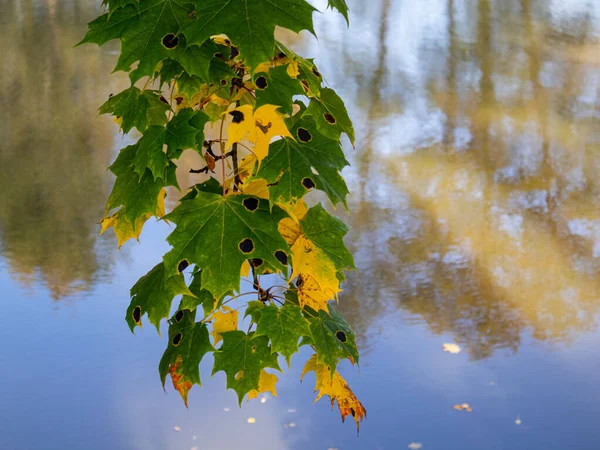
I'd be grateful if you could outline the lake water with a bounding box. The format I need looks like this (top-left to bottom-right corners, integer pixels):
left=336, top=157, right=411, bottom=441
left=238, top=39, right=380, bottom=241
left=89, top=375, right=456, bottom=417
left=1, top=0, right=599, bottom=449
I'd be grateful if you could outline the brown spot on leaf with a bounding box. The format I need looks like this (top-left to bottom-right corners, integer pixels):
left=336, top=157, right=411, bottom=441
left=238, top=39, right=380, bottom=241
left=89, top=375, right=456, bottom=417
left=231, top=46, right=239, bottom=58
left=220, top=79, right=228, bottom=86
left=250, top=258, right=263, bottom=268
left=178, top=260, right=189, bottom=273
left=275, top=250, right=288, bottom=266
left=133, top=306, right=142, bottom=325
left=172, top=332, right=183, bottom=346
left=175, top=310, right=185, bottom=323
left=336, top=330, right=347, bottom=343
left=229, top=110, right=245, bottom=124
left=159, top=96, right=169, bottom=104
left=277, top=51, right=286, bottom=59
left=296, top=275, right=304, bottom=288
left=302, top=177, right=315, bottom=190
left=256, top=121, right=272, bottom=134
left=297, top=128, right=312, bottom=142
left=301, top=80, right=310, bottom=92
left=255, top=76, right=268, bottom=90
left=162, top=34, right=179, bottom=49
left=243, top=197, right=259, bottom=211
left=239, top=238, right=255, bottom=254
left=312, top=66, right=321, bottom=78
left=323, top=113, right=336, bottom=124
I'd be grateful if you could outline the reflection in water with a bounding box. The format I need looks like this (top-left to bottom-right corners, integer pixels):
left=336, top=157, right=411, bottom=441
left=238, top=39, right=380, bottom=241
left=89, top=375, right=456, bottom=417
left=0, top=0, right=121, bottom=299
left=304, top=0, right=600, bottom=358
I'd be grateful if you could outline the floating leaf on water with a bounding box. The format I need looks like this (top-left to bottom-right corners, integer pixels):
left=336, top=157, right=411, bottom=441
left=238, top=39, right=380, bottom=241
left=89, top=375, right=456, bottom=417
left=453, top=403, right=472, bottom=412
left=247, top=417, right=256, bottom=424
left=442, top=343, right=461, bottom=354
left=408, top=443, right=423, bottom=450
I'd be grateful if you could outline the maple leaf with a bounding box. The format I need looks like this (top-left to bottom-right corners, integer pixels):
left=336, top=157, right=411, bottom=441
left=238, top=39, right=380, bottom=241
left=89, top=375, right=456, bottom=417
left=163, top=192, right=291, bottom=299
left=159, top=308, right=214, bottom=406
left=254, top=65, right=304, bottom=116
left=211, top=305, right=239, bottom=345
left=212, top=331, right=281, bottom=404
left=306, top=305, right=359, bottom=375
left=304, top=88, right=355, bottom=145
left=126, top=262, right=194, bottom=333
left=328, top=0, right=349, bottom=24
left=276, top=42, right=323, bottom=97
left=100, top=188, right=166, bottom=248
left=179, top=268, right=216, bottom=317
left=99, top=87, right=169, bottom=134
left=301, top=354, right=366, bottom=432
left=256, top=116, right=350, bottom=208
left=183, top=0, right=317, bottom=71
left=105, top=145, right=166, bottom=234
left=255, top=304, right=310, bottom=363
left=248, top=370, right=278, bottom=400
left=226, top=105, right=293, bottom=163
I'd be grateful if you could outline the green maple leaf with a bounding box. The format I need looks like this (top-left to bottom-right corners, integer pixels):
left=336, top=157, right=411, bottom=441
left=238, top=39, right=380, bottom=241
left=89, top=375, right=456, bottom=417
left=126, top=262, right=193, bottom=333
left=254, top=65, right=304, bottom=115
left=244, top=301, right=265, bottom=324
left=133, top=108, right=209, bottom=180
left=212, top=331, right=280, bottom=404
left=99, top=87, right=169, bottom=134
left=300, top=204, right=355, bottom=273
left=255, top=117, right=349, bottom=208
left=183, top=0, right=316, bottom=71
left=163, top=192, right=290, bottom=299
left=307, top=305, right=358, bottom=375
left=179, top=269, right=216, bottom=317
left=255, top=304, right=310, bottom=363
left=176, top=39, right=236, bottom=84
left=159, top=308, right=214, bottom=405
left=106, top=145, right=165, bottom=231
left=305, top=88, right=355, bottom=145
left=328, top=0, right=349, bottom=24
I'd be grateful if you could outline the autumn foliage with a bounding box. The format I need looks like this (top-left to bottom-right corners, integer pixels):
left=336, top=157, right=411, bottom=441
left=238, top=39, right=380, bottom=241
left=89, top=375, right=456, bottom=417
left=80, top=0, right=364, bottom=430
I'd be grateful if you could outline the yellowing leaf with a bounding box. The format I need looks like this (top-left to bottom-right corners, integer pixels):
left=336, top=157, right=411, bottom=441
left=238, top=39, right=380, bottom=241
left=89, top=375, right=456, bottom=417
left=226, top=105, right=293, bottom=163
left=301, top=355, right=366, bottom=431
left=242, top=179, right=270, bottom=199
left=100, top=188, right=166, bottom=248
left=211, top=34, right=231, bottom=46
left=240, top=260, right=251, bottom=278
left=211, top=306, right=239, bottom=345
left=287, top=61, right=300, bottom=78
left=292, top=236, right=341, bottom=311
left=247, top=370, right=278, bottom=400
left=278, top=218, right=302, bottom=246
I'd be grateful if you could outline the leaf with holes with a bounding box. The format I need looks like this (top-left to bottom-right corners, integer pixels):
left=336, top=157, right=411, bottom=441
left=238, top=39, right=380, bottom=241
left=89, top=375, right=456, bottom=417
left=255, top=304, right=310, bottom=363
left=307, top=305, right=359, bottom=375
left=163, top=192, right=290, bottom=299
left=254, top=65, right=304, bottom=115
left=183, top=0, right=317, bottom=71
left=304, top=88, right=355, bottom=145
left=255, top=117, right=349, bottom=207
left=159, top=309, right=214, bottom=406
left=126, top=262, right=194, bottom=333
left=98, top=87, right=169, bottom=134
left=212, top=331, right=281, bottom=404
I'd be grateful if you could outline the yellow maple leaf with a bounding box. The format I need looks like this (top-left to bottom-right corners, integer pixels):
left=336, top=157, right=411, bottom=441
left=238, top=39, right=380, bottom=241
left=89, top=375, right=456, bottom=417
left=247, top=370, right=279, bottom=400
left=100, top=189, right=166, bottom=248
left=226, top=105, right=293, bottom=163
left=211, top=306, right=239, bottom=345
left=291, top=236, right=341, bottom=311
left=301, top=355, right=366, bottom=431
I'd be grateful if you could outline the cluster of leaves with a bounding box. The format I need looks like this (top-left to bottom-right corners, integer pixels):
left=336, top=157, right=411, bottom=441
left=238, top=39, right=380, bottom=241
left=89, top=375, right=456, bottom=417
left=80, top=0, right=364, bottom=430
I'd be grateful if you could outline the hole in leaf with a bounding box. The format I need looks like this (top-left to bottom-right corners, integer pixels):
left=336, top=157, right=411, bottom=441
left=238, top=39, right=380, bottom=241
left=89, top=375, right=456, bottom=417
left=250, top=258, right=263, bottom=268
left=255, top=76, right=268, bottom=90
left=311, top=66, right=321, bottom=78
left=239, top=238, right=255, bottom=254
left=350, top=408, right=356, bottom=417
left=297, top=128, right=312, bottom=143
left=175, top=96, right=183, bottom=105
left=302, top=177, right=315, bottom=190
left=175, top=310, right=185, bottom=323
left=275, top=250, right=288, bottom=266
left=229, top=110, right=245, bottom=124
left=220, top=79, right=228, bottom=86
left=159, top=96, right=169, bottom=104
left=162, top=34, right=179, bottom=49
left=178, top=260, right=189, bottom=273
left=336, top=330, right=347, bottom=343
left=296, top=276, right=304, bottom=288
left=133, top=306, right=142, bottom=325
left=301, top=80, right=309, bottom=92
left=323, top=113, right=336, bottom=124
left=277, top=51, right=286, bottom=58
left=243, top=197, right=259, bottom=212
left=231, top=46, right=239, bottom=58
left=172, top=332, right=183, bottom=346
